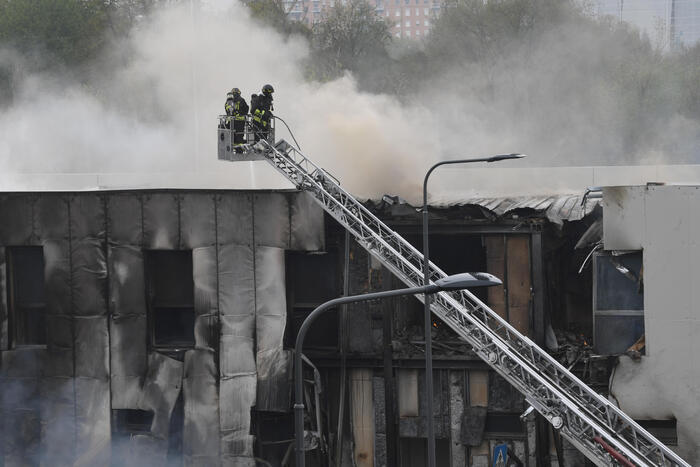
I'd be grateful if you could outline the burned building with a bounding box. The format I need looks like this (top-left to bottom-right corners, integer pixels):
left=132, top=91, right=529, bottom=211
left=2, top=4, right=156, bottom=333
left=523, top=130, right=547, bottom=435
left=0, top=190, right=324, bottom=466
left=0, top=180, right=693, bottom=465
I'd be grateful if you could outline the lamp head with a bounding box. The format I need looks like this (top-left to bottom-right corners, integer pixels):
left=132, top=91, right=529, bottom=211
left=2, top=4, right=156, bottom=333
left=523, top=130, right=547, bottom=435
left=487, top=153, right=526, bottom=163
left=432, top=272, right=502, bottom=291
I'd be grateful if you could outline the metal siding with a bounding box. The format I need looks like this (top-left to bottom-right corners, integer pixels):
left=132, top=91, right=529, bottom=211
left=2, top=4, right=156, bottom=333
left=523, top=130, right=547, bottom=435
left=193, top=246, right=218, bottom=351
left=255, top=246, right=290, bottom=411
left=143, top=193, right=179, bottom=250
left=0, top=196, right=33, bottom=246
left=183, top=349, right=219, bottom=466
left=108, top=245, right=148, bottom=408
left=216, top=193, right=253, bottom=247
left=0, top=247, right=5, bottom=350
left=442, top=194, right=599, bottom=224
left=253, top=193, right=290, bottom=249
left=107, top=194, right=143, bottom=246
left=218, top=243, right=256, bottom=463
left=290, top=192, right=325, bottom=251
left=36, top=195, right=70, bottom=242
left=181, top=194, right=216, bottom=249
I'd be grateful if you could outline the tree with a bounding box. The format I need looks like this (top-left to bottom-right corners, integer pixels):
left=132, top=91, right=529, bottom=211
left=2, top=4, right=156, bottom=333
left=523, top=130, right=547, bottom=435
left=0, top=0, right=109, bottom=66
left=310, top=0, right=391, bottom=81
left=247, top=0, right=311, bottom=38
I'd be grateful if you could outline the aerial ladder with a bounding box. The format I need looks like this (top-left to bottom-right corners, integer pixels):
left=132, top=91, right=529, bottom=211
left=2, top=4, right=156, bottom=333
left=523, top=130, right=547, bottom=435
left=217, top=118, right=690, bottom=467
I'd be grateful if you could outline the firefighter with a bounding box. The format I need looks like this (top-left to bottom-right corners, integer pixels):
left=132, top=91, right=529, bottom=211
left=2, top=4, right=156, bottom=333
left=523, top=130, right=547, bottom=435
left=224, top=88, right=249, bottom=151
left=251, top=84, right=274, bottom=142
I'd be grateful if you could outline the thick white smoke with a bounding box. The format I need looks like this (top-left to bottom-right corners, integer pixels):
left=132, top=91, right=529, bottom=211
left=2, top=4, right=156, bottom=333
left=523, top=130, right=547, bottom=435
left=0, top=1, right=698, bottom=202
left=0, top=2, right=440, bottom=199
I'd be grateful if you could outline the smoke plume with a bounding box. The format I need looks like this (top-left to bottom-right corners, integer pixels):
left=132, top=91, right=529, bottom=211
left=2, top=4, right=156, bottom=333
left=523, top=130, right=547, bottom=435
left=0, top=1, right=698, bottom=202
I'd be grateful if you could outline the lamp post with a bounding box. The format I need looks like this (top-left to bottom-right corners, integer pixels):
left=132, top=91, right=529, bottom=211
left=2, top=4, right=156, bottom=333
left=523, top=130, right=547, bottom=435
left=422, top=153, right=525, bottom=467
left=294, top=273, right=502, bottom=467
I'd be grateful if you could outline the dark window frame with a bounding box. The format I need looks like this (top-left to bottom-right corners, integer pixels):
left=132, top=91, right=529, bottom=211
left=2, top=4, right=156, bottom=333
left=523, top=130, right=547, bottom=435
left=636, top=419, right=678, bottom=446
left=111, top=409, right=154, bottom=436
left=593, top=250, right=645, bottom=356
left=483, top=413, right=526, bottom=439
left=6, top=246, right=47, bottom=348
left=284, top=249, right=342, bottom=350
left=144, top=249, right=195, bottom=352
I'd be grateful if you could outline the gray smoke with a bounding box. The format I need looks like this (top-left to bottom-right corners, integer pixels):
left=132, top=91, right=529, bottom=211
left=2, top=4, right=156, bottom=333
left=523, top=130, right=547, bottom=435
left=0, top=0, right=698, bottom=203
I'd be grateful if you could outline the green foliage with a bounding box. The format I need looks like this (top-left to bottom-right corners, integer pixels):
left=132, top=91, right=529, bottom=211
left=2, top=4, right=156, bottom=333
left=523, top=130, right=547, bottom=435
left=309, top=0, right=391, bottom=81
left=0, top=0, right=109, bottom=66
left=247, top=0, right=311, bottom=38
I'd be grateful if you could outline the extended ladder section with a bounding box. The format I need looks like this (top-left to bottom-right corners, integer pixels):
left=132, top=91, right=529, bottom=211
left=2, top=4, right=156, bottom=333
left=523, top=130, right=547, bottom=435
left=222, top=137, right=689, bottom=467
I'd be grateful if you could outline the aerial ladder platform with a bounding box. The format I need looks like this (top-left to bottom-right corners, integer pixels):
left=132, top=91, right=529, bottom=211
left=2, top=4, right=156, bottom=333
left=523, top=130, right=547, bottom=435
left=217, top=118, right=690, bottom=467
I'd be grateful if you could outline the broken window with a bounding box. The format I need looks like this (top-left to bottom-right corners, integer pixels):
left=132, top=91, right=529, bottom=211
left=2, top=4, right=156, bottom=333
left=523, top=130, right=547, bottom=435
left=6, top=246, right=47, bottom=347
left=399, top=438, right=450, bottom=466
left=145, top=250, right=195, bottom=350
left=285, top=250, right=341, bottom=349
left=636, top=419, right=677, bottom=446
left=484, top=413, right=525, bottom=437
left=593, top=251, right=644, bottom=355
left=252, top=410, right=295, bottom=464
left=112, top=409, right=154, bottom=435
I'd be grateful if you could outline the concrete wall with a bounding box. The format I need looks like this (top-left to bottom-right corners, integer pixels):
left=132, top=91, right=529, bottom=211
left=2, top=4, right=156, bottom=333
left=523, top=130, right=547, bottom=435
left=603, top=185, right=700, bottom=463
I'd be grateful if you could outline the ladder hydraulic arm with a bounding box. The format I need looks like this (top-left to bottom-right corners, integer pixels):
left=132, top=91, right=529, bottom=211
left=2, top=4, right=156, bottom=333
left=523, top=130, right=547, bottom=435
left=219, top=134, right=690, bottom=467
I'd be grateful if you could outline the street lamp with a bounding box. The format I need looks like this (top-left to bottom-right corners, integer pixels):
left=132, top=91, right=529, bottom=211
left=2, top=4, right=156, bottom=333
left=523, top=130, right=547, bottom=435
left=294, top=272, right=502, bottom=467
left=422, top=153, right=525, bottom=467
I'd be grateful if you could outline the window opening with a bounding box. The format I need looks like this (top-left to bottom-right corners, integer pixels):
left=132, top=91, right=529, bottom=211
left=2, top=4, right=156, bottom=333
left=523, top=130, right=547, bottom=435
left=285, top=250, right=340, bottom=349
left=636, top=419, right=677, bottom=446
left=7, top=246, right=47, bottom=347
left=483, top=413, right=525, bottom=437
left=593, top=251, right=644, bottom=355
left=145, top=250, right=195, bottom=350
left=112, top=409, right=154, bottom=435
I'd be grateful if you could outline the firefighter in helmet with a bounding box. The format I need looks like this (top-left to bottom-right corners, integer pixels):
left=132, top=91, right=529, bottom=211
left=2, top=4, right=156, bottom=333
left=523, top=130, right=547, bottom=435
left=251, top=84, right=274, bottom=142
left=224, top=87, right=249, bottom=151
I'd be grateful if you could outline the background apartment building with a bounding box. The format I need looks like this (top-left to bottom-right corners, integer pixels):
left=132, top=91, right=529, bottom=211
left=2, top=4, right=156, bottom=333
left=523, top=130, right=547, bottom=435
left=595, top=0, right=700, bottom=48
left=282, top=0, right=441, bottom=38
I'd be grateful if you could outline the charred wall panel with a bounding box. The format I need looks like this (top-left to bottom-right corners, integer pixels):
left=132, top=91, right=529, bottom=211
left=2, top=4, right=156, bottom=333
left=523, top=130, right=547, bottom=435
left=0, top=195, right=33, bottom=246
left=217, top=193, right=253, bottom=246
left=193, top=246, right=218, bottom=351
left=218, top=243, right=256, bottom=463
left=183, top=349, right=219, bottom=466
left=290, top=192, right=325, bottom=251
left=1, top=349, right=43, bottom=465
left=182, top=194, right=216, bottom=249
left=108, top=245, right=148, bottom=408
left=71, top=195, right=111, bottom=464
left=0, top=190, right=324, bottom=466
left=143, top=193, right=179, bottom=250
left=107, top=194, right=143, bottom=246
left=254, top=193, right=290, bottom=249
left=255, top=246, right=290, bottom=411
left=0, top=248, right=6, bottom=350
left=40, top=377, right=76, bottom=464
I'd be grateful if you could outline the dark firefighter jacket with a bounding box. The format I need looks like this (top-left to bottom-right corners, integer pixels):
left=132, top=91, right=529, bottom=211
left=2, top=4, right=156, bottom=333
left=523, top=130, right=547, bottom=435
left=251, top=94, right=273, bottom=128
left=225, top=96, right=249, bottom=121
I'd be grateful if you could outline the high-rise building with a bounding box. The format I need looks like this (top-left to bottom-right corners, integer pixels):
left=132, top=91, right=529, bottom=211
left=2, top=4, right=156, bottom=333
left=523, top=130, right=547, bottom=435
left=282, top=0, right=442, bottom=38
left=594, top=0, right=700, bottom=48
left=671, top=0, right=700, bottom=47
